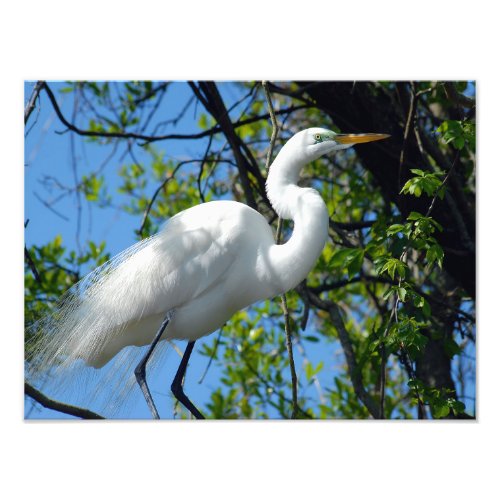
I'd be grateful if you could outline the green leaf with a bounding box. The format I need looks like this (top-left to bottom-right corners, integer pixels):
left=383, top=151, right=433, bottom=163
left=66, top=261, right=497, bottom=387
left=383, top=286, right=397, bottom=300
left=407, top=211, right=424, bottom=221
left=375, top=256, right=407, bottom=281
left=387, top=317, right=428, bottom=358
left=347, top=249, right=364, bottom=279
left=397, top=287, right=407, bottom=302
left=410, top=169, right=425, bottom=176
left=407, top=378, right=424, bottom=392
left=443, top=338, right=462, bottom=358
left=330, top=248, right=357, bottom=267
left=395, top=260, right=407, bottom=279
left=433, top=402, right=450, bottom=419
left=198, top=113, right=208, bottom=129
left=305, top=361, right=313, bottom=381
left=385, top=261, right=397, bottom=280
left=314, top=361, right=324, bottom=376
left=449, top=399, right=466, bottom=415
left=304, top=335, right=320, bottom=343
left=437, top=119, right=475, bottom=151
left=305, top=361, right=324, bottom=381
left=401, top=171, right=443, bottom=198
left=422, top=300, right=431, bottom=317
left=426, top=244, right=444, bottom=268
left=387, top=224, right=405, bottom=236
left=329, top=248, right=364, bottom=279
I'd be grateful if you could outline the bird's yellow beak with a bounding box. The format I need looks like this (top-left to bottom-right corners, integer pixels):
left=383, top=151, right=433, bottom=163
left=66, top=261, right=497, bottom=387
left=335, top=133, right=390, bottom=144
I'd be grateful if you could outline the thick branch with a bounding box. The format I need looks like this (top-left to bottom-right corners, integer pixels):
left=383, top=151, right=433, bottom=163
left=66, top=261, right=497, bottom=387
left=443, top=82, right=475, bottom=109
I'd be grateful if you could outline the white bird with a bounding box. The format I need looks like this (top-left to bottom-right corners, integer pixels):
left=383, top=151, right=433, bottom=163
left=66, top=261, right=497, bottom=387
left=26, top=127, right=389, bottom=419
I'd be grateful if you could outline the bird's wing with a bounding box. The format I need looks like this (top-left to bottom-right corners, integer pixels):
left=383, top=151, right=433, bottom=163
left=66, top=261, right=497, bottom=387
left=27, top=203, right=241, bottom=369
left=73, top=208, right=240, bottom=334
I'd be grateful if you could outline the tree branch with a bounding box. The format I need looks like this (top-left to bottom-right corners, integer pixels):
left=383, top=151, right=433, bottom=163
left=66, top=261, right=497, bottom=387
left=24, top=246, right=42, bottom=284
left=443, top=82, right=475, bottom=109
left=25, top=382, right=105, bottom=419
left=305, top=291, right=380, bottom=418
left=25, top=81, right=45, bottom=125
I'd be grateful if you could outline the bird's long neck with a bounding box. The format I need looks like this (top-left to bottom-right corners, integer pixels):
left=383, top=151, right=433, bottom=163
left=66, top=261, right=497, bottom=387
left=265, top=154, right=329, bottom=295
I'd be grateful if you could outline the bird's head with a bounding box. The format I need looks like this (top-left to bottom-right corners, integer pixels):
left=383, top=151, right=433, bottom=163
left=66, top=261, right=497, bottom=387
left=267, top=127, right=391, bottom=216
left=296, top=127, right=390, bottom=163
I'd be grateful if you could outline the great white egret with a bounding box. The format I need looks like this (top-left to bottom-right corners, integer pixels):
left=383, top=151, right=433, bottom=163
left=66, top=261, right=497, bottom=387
left=26, top=127, right=389, bottom=419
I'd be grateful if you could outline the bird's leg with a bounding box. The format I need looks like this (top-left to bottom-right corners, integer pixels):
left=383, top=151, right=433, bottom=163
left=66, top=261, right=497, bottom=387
left=171, top=341, right=205, bottom=419
left=134, top=311, right=174, bottom=419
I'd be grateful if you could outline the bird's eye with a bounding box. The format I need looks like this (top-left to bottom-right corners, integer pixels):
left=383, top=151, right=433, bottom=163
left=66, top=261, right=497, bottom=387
left=315, top=134, right=322, bottom=142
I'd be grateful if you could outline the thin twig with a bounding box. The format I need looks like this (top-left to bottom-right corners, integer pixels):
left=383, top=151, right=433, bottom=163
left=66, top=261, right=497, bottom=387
left=24, top=246, right=42, bottom=284
left=137, top=160, right=188, bottom=237
left=137, top=157, right=236, bottom=237
left=198, top=327, right=224, bottom=384
left=398, top=84, right=433, bottom=191
left=240, top=355, right=313, bottom=419
left=70, top=88, right=83, bottom=256
left=24, top=218, right=42, bottom=284
left=299, top=280, right=310, bottom=331
left=295, top=338, right=325, bottom=405
left=398, top=83, right=417, bottom=191
left=262, top=81, right=279, bottom=170
left=33, top=192, right=70, bottom=221
left=262, top=80, right=300, bottom=419
left=197, top=134, right=214, bottom=203
left=425, top=150, right=460, bottom=218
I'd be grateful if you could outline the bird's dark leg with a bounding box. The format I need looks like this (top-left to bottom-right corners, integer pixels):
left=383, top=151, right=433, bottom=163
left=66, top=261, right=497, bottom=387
left=171, top=341, right=205, bottom=419
left=134, top=311, right=174, bottom=419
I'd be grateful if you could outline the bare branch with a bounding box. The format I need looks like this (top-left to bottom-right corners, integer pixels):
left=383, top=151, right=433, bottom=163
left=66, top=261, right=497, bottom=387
left=25, top=81, right=45, bottom=125
left=25, top=382, right=105, bottom=419
left=24, top=246, right=42, bottom=284
left=137, top=160, right=188, bottom=237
